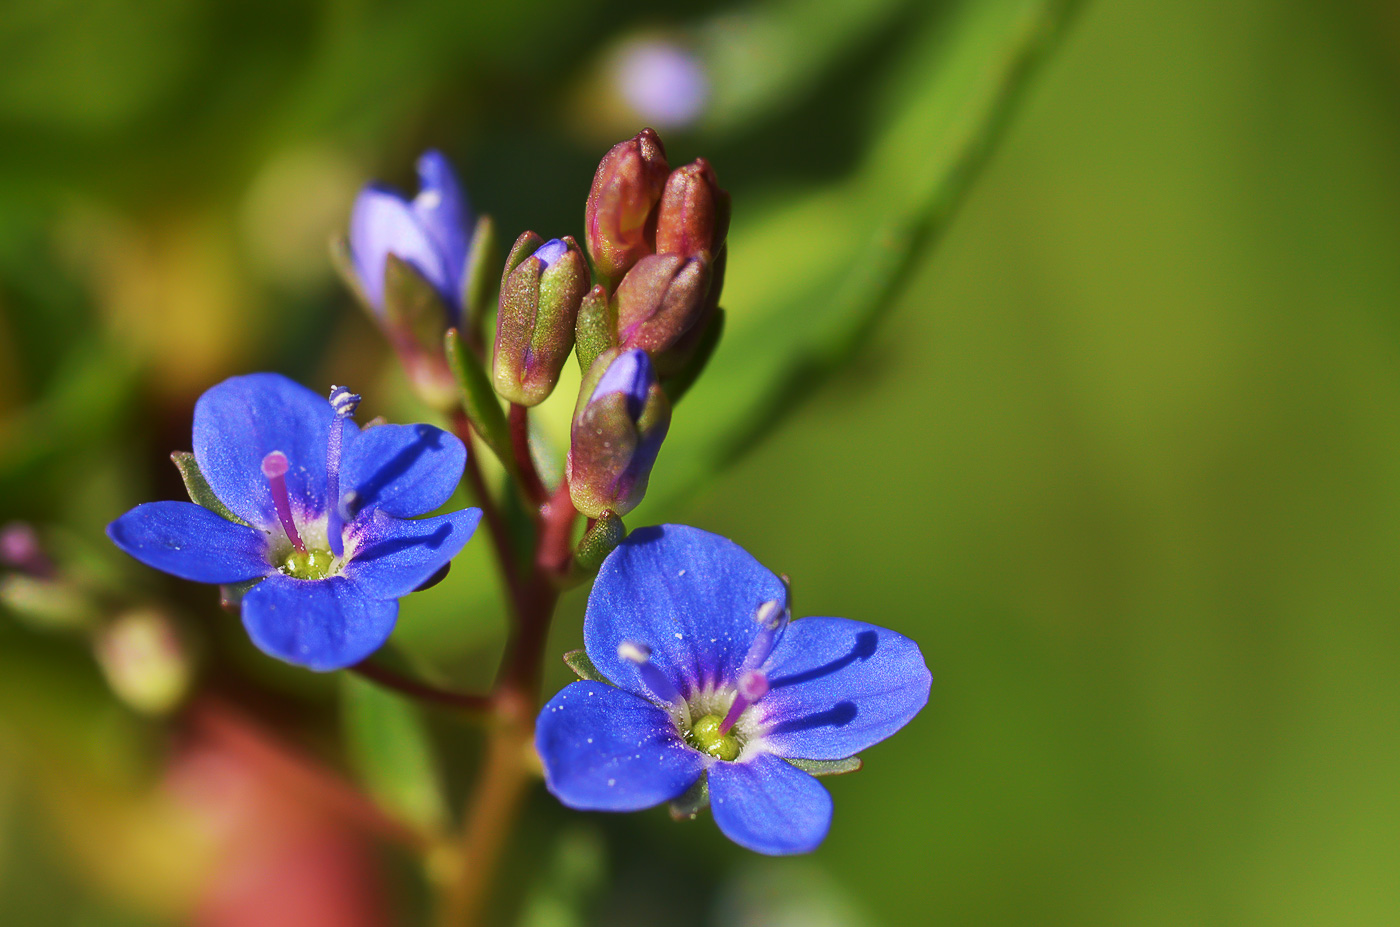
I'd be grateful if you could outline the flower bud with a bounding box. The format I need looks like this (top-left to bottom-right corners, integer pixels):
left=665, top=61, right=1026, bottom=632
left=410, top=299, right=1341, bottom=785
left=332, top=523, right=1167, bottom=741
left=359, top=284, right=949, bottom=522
left=95, top=609, right=193, bottom=715
left=655, top=158, right=729, bottom=259
left=493, top=234, right=590, bottom=406
left=585, top=129, right=670, bottom=286
left=613, top=253, right=711, bottom=372
left=567, top=349, right=671, bottom=518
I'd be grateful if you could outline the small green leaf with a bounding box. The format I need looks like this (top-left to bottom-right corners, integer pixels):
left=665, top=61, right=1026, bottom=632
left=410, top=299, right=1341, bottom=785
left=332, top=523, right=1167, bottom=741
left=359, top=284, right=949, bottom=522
left=341, top=673, right=448, bottom=834
left=171, top=451, right=247, bottom=526
left=445, top=328, right=514, bottom=473
left=461, top=214, right=499, bottom=347
left=562, top=649, right=608, bottom=683
left=786, top=756, right=863, bottom=777
left=669, top=773, right=709, bottom=820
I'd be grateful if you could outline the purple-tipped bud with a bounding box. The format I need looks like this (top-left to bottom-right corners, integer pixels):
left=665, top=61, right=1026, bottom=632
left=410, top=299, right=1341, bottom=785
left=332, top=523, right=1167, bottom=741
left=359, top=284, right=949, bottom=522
left=585, top=129, right=670, bottom=286
left=493, top=234, right=591, bottom=406
left=612, top=252, right=712, bottom=373
left=567, top=348, right=671, bottom=518
left=655, top=158, right=729, bottom=260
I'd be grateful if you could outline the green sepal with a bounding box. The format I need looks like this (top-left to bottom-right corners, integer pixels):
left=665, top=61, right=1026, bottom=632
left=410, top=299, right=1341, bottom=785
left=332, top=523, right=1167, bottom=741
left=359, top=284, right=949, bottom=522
left=573, top=512, right=625, bottom=572
left=786, top=756, right=863, bottom=777
left=668, top=773, right=709, bottom=820
left=341, top=671, right=449, bottom=834
left=460, top=214, right=498, bottom=346
left=384, top=254, right=450, bottom=351
left=574, top=284, right=615, bottom=373
left=502, top=230, right=545, bottom=285
left=329, top=234, right=374, bottom=318
left=171, top=451, right=248, bottom=526
left=660, top=307, right=725, bottom=407
left=562, top=649, right=608, bottom=683
left=445, top=328, right=514, bottom=473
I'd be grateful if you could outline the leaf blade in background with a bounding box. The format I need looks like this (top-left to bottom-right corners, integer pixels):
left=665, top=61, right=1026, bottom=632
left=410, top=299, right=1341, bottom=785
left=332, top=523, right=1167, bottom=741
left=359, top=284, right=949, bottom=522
left=340, top=672, right=448, bottom=835
left=635, top=0, right=1083, bottom=518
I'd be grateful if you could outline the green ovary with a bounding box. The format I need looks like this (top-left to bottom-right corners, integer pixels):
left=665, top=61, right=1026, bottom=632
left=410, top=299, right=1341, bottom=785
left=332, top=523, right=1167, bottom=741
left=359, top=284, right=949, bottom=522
left=686, top=713, right=740, bottom=761
left=278, top=547, right=337, bottom=580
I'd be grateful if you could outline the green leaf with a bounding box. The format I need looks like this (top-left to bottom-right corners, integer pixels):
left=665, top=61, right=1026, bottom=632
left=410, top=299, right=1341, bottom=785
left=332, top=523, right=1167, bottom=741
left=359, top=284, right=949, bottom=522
left=633, top=0, right=1082, bottom=516
left=445, top=328, right=514, bottom=473
left=170, top=451, right=248, bottom=526
left=562, top=649, right=608, bottom=683
left=340, top=672, right=448, bottom=834
left=786, top=756, right=863, bottom=777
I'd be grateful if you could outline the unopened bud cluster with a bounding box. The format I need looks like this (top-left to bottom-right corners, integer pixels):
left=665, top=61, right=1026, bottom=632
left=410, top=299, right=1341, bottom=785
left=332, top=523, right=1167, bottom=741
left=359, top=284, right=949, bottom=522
left=334, top=128, right=729, bottom=524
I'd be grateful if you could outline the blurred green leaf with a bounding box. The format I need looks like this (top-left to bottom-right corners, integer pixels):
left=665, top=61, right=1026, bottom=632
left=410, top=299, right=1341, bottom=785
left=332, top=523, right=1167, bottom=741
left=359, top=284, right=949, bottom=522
left=340, top=672, right=447, bottom=834
left=635, top=0, right=1081, bottom=518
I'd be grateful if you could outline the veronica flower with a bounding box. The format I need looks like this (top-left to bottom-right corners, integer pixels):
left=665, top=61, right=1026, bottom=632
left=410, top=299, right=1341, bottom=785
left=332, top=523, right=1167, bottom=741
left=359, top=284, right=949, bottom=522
left=536, top=525, right=931, bottom=854
left=349, top=150, right=473, bottom=323
left=107, top=374, right=480, bottom=671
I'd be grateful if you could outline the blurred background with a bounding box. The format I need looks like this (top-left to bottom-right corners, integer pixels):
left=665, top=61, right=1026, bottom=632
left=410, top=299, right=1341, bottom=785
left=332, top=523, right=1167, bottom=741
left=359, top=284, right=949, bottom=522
left=4, top=0, right=1400, bottom=923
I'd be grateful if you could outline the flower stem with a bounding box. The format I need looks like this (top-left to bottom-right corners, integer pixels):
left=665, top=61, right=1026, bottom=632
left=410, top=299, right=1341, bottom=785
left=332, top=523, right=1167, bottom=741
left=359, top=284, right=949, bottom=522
left=508, top=403, right=548, bottom=505
left=350, top=660, right=493, bottom=714
left=451, top=409, right=522, bottom=607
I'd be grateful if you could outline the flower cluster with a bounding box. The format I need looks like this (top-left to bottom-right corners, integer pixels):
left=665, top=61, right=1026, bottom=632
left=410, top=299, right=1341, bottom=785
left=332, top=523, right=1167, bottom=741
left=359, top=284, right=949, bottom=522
left=107, top=132, right=931, bottom=864
left=108, top=374, right=479, bottom=670
left=537, top=525, right=931, bottom=854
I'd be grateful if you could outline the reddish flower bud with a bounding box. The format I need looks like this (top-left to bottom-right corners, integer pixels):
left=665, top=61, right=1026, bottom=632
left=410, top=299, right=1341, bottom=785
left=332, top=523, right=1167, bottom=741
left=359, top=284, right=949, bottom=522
left=613, top=253, right=711, bottom=370
left=585, top=128, right=670, bottom=286
left=655, top=158, right=729, bottom=259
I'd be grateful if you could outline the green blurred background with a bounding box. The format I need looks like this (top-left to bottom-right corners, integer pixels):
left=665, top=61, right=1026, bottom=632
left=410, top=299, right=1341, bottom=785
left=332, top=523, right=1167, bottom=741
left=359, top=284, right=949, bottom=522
left=4, top=0, right=1400, bottom=923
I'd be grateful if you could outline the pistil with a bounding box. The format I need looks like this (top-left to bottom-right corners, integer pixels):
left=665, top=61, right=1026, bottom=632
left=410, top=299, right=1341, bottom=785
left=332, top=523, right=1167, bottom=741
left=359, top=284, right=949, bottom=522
left=719, top=669, right=769, bottom=734
left=261, top=451, right=306, bottom=554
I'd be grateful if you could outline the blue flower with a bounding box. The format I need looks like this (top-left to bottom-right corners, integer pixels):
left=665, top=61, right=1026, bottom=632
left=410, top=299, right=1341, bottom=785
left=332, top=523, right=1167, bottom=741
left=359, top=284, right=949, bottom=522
left=536, top=525, right=931, bottom=855
left=349, top=150, right=473, bottom=322
left=107, top=373, right=481, bottom=671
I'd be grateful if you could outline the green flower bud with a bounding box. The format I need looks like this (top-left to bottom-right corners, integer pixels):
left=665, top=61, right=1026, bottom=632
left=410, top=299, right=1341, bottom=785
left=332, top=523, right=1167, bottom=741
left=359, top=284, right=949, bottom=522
left=567, top=349, right=671, bottom=518
left=585, top=128, right=670, bottom=287
left=493, top=234, right=590, bottom=406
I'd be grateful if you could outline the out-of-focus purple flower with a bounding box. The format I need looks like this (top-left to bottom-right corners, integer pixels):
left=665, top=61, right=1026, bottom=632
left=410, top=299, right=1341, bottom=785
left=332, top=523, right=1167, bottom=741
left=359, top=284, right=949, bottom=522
left=614, top=41, right=710, bottom=129
left=108, top=374, right=480, bottom=671
left=536, top=525, right=931, bottom=855
left=349, top=150, right=474, bottom=323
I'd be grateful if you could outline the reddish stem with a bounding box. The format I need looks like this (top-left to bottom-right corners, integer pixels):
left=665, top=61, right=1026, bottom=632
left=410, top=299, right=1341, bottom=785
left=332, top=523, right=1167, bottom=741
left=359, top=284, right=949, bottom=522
left=450, top=409, right=522, bottom=608
left=508, top=403, right=548, bottom=506
left=351, top=661, right=493, bottom=713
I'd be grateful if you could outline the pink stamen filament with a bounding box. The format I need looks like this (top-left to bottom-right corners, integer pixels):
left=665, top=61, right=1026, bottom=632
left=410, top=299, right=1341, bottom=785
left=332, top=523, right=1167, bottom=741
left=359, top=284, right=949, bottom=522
left=720, top=669, right=769, bottom=734
left=261, top=451, right=306, bottom=554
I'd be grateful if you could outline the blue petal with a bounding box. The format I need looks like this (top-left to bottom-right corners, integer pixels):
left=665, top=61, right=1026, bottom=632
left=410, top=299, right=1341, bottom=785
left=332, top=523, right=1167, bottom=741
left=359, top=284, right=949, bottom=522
left=341, top=423, right=466, bottom=519
left=349, top=184, right=452, bottom=311
left=107, top=501, right=271, bottom=584
left=584, top=525, right=788, bottom=700
left=536, top=680, right=706, bottom=811
left=240, top=573, right=397, bottom=671
left=192, top=373, right=345, bottom=530
left=411, top=150, right=471, bottom=300
left=753, top=617, right=931, bottom=761
left=709, top=752, right=832, bottom=855
left=342, top=509, right=481, bottom=599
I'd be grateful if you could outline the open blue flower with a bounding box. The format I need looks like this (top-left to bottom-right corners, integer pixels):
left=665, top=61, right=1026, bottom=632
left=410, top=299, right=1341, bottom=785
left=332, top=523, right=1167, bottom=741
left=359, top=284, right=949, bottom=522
left=107, top=373, right=480, bottom=671
left=536, top=525, right=931, bottom=855
left=349, top=150, right=473, bottom=322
